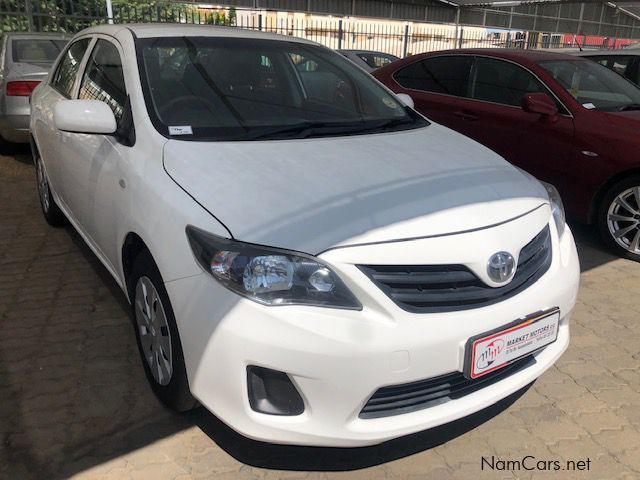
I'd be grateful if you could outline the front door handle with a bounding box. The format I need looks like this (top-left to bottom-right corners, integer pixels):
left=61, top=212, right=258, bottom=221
left=454, top=110, right=478, bottom=121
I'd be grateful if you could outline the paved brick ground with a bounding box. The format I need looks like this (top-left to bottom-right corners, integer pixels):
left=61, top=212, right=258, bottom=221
left=1, top=148, right=640, bottom=480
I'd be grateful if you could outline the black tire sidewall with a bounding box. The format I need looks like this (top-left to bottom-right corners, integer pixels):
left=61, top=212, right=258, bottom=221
left=597, top=175, right=640, bottom=261
left=35, top=155, right=66, bottom=227
left=129, top=250, right=198, bottom=412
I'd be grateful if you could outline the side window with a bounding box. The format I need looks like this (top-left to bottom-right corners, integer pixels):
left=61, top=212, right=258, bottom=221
left=51, top=38, right=90, bottom=98
left=588, top=56, right=612, bottom=68
left=470, top=57, right=547, bottom=107
left=587, top=55, right=638, bottom=83
left=393, top=56, right=472, bottom=97
left=611, top=56, right=633, bottom=77
left=79, top=40, right=127, bottom=121
left=357, top=53, right=396, bottom=69
left=589, top=55, right=633, bottom=77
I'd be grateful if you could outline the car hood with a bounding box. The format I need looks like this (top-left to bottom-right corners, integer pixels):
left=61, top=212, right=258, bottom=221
left=607, top=110, right=640, bottom=126
left=163, top=124, right=548, bottom=254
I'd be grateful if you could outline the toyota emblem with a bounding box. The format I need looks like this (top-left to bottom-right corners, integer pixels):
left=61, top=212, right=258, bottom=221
left=487, top=252, right=516, bottom=283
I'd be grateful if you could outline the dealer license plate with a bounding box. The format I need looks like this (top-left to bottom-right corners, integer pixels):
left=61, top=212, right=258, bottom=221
left=464, top=308, right=560, bottom=380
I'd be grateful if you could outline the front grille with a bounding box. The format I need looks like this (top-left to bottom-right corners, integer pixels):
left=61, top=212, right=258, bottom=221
left=359, top=225, right=551, bottom=313
left=360, top=355, right=536, bottom=419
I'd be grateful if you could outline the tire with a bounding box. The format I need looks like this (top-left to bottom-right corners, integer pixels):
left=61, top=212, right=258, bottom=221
left=129, top=250, right=198, bottom=412
left=34, top=153, right=67, bottom=227
left=597, top=175, right=640, bottom=262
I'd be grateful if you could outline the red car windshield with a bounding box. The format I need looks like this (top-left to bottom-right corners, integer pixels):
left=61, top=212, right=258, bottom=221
left=539, top=59, right=640, bottom=112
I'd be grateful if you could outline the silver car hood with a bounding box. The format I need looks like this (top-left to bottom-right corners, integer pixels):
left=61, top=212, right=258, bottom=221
left=163, top=124, right=548, bottom=254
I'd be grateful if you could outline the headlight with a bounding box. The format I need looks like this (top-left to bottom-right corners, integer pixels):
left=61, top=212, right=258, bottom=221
left=186, top=226, right=361, bottom=310
left=541, top=181, right=566, bottom=237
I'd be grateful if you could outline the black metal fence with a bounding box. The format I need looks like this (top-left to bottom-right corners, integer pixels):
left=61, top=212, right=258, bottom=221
left=1, top=0, right=638, bottom=56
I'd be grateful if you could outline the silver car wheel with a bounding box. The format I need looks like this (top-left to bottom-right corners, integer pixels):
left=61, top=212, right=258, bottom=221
left=135, top=276, right=173, bottom=386
left=607, top=186, right=640, bottom=254
left=36, top=157, right=50, bottom=212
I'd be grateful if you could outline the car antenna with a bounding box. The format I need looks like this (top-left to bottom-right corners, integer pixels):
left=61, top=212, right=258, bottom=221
left=574, top=34, right=583, bottom=52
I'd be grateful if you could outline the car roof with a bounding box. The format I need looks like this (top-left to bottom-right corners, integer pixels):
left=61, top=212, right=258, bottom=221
left=575, top=49, right=640, bottom=57
left=426, top=48, right=582, bottom=62
left=76, top=23, right=319, bottom=45
left=338, top=49, right=397, bottom=55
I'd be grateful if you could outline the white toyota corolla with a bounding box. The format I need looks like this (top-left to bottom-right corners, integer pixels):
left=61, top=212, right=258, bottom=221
left=30, top=24, right=579, bottom=447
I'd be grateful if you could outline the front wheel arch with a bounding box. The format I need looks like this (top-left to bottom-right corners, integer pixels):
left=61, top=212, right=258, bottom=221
left=127, top=244, right=198, bottom=411
left=29, top=134, right=40, bottom=165
left=121, top=232, right=150, bottom=302
left=590, top=167, right=640, bottom=224
left=596, top=174, right=640, bottom=261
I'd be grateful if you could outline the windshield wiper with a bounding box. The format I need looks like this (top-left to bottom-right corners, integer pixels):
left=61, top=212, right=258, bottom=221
left=244, top=117, right=417, bottom=141
left=363, top=117, right=417, bottom=133
left=617, top=104, right=640, bottom=112
left=243, top=121, right=354, bottom=140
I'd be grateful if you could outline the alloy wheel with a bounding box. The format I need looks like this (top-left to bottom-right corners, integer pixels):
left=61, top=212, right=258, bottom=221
left=135, top=276, right=173, bottom=386
left=36, top=157, right=50, bottom=212
left=607, top=186, right=640, bottom=254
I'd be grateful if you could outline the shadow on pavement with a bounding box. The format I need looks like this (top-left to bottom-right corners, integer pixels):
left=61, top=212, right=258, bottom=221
left=0, top=141, right=30, bottom=159
left=569, top=222, right=620, bottom=273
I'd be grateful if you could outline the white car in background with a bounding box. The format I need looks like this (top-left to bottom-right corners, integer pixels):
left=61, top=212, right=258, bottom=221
left=572, top=47, right=640, bottom=86
left=30, top=24, right=579, bottom=447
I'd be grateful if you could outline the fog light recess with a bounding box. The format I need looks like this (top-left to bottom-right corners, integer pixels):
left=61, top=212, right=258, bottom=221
left=247, top=366, right=305, bottom=416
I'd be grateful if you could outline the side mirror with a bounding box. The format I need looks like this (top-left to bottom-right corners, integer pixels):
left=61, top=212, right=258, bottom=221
left=54, top=99, right=116, bottom=134
left=396, top=93, right=414, bottom=109
left=522, top=93, right=558, bottom=120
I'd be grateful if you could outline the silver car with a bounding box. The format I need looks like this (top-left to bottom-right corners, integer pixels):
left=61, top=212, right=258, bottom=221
left=572, top=47, right=640, bottom=86
left=0, top=32, right=69, bottom=144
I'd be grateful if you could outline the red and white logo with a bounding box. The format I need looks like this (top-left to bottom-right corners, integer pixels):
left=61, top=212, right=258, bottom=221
left=475, top=338, right=505, bottom=371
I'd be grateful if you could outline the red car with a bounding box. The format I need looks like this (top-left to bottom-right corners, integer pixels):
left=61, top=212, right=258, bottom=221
left=374, top=49, right=640, bottom=261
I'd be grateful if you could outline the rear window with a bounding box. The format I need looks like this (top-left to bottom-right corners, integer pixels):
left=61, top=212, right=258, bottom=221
left=11, top=39, right=67, bottom=64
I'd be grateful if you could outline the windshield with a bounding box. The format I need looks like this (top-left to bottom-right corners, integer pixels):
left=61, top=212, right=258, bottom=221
left=539, top=59, right=640, bottom=112
left=137, top=36, right=426, bottom=141
left=12, top=39, right=67, bottom=64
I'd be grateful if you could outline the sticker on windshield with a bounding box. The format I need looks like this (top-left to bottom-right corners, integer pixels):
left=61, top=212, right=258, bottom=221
left=382, top=97, right=398, bottom=109
left=169, top=126, right=193, bottom=135
left=582, top=103, right=596, bottom=109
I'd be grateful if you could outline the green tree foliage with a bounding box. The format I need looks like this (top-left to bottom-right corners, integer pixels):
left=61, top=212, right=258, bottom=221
left=204, top=8, right=236, bottom=27
left=0, top=0, right=201, bottom=34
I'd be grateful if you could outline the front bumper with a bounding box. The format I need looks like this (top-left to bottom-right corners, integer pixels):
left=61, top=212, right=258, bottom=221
left=166, top=213, right=579, bottom=447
